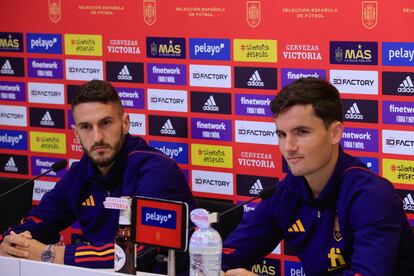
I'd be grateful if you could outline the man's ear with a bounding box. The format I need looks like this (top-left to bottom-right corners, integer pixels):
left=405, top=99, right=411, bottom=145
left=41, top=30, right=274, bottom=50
left=331, top=121, right=343, bottom=145
left=122, top=113, right=130, bottom=134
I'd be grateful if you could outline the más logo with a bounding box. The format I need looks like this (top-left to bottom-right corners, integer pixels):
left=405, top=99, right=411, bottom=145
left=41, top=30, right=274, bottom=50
left=148, top=89, right=187, bottom=112
left=383, top=101, right=414, bottom=126
left=129, top=113, right=146, bottom=136
left=0, top=154, right=28, bottom=174
left=341, top=128, right=378, bottom=152
left=383, top=158, right=414, bottom=185
left=0, top=57, right=24, bottom=77
left=0, top=130, right=27, bottom=150
left=0, top=32, right=23, bottom=52
left=190, top=91, right=231, bottom=114
left=281, top=68, right=326, bottom=87
left=396, top=189, right=414, bottom=214
left=106, top=61, right=144, bottom=83
left=27, top=58, right=63, bottom=79
left=66, top=59, right=103, bottom=81
left=191, top=143, right=233, bottom=168
left=29, top=107, right=65, bottom=129
left=383, top=130, right=414, bottom=156
left=116, top=87, right=144, bottom=109
left=235, top=120, right=277, bottom=145
left=0, top=105, right=27, bottom=127
left=0, top=81, right=25, bottom=102
left=147, top=63, right=186, bottom=85
left=31, top=156, right=66, bottom=178
left=330, top=69, right=378, bottom=95
left=382, top=72, right=414, bottom=96
left=106, top=38, right=140, bottom=55
left=382, top=42, right=414, bottom=66
left=149, top=140, right=188, bottom=164
left=234, top=67, right=277, bottom=90
left=234, top=39, right=277, bottom=62
left=148, top=115, right=188, bottom=138
left=141, top=207, right=176, bottom=229
left=251, top=258, right=280, bottom=276
left=236, top=174, right=277, bottom=197
left=191, top=118, right=232, bottom=141
left=64, top=34, right=102, bottom=56
left=282, top=43, right=322, bottom=61
left=26, top=33, right=62, bottom=54
left=330, top=41, right=377, bottom=65
left=191, top=169, right=233, bottom=195
left=189, top=64, right=231, bottom=88
left=28, top=82, right=64, bottom=104
left=235, top=94, right=272, bottom=117
left=189, top=38, right=230, bottom=60
left=342, top=99, right=378, bottom=123
left=146, top=37, right=185, bottom=59
left=29, top=131, right=66, bottom=154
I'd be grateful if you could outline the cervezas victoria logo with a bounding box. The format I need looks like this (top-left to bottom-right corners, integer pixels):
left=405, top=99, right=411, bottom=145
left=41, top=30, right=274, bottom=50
left=362, top=1, right=378, bottom=29
left=143, top=0, right=156, bottom=26
left=246, top=1, right=261, bottom=28
left=49, top=0, right=61, bottom=23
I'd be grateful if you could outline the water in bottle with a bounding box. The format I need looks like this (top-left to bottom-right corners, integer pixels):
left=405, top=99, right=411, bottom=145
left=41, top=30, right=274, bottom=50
left=189, top=208, right=222, bottom=276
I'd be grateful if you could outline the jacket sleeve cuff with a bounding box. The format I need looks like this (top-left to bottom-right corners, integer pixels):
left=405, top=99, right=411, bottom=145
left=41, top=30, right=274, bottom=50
left=64, top=242, right=115, bottom=269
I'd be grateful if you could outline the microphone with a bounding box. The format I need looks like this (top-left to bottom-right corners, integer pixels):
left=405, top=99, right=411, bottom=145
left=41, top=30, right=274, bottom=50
left=209, top=185, right=277, bottom=224
left=0, top=159, right=67, bottom=198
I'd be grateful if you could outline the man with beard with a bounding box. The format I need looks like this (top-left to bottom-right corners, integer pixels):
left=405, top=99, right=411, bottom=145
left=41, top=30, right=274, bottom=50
left=0, top=80, right=196, bottom=272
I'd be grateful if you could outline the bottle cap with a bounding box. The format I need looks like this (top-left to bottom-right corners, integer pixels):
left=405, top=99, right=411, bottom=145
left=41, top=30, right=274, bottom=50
left=190, top=208, right=210, bottom=229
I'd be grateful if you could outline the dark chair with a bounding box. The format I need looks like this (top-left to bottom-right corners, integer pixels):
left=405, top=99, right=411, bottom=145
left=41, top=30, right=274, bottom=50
left=194, top=197, right=243, bottom=241
left=0, top=177, right=33, bottom=233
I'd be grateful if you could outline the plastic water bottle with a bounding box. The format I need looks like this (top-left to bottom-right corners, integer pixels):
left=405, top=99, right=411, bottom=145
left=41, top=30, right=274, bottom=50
left=189, top=208, right=222, bottom=276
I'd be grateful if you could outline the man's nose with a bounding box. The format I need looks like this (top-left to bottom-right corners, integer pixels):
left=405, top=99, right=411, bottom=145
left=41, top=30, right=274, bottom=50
left=91, top=126, right=104, bottom=143
left=284, top=135, right=298, bottom=152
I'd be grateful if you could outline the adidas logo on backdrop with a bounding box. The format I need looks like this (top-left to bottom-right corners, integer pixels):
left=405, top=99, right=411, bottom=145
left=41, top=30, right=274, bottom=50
left=40, top=111, right=55, bottom=126
left=249, top=179, right=264, bottom=195
left=4, top=157, right=18, bottom=172
left=345, top=103, right=363, bottom=120
left=203, top=95, right=219, bottom=111
left=118, top=65, right=132, bottom=81
left=160, top=119, right=176, bottom=135
left=398, top=75, right=414, bottom=93
left=247, top=70, right=264, bottom=87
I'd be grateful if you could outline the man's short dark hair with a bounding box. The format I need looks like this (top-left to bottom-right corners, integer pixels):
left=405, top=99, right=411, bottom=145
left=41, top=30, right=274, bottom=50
left=270, top=77, right=343, bottom=128
left=71, top=80, right=122, bottom=111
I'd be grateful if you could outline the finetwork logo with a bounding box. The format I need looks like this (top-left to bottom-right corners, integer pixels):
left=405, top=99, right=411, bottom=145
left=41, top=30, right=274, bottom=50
left=26, top=33, right=62, bottom=54
left=382, top=42, right=414, bottom=66
left=382, top=72, right=414, bottom=96
left=31, top=156, right=66, bottom=178
left=191, top=118, right=232, bottom=141
left=341, top=128, right=378, bottom=152
left=147, top=63, right=186, bottom=85
left=116, top=87, right=145, bottom=109
left=27, top=58, right=63, bottom=79
left=281, top=68, right=326, bottom=87
left=382, top=101, right=414, bottom=126
left=0, top=81, right=25, bottom=102
left=235, top=94, right=273, bottom=117
left=189, top=38, right=230, bottom=60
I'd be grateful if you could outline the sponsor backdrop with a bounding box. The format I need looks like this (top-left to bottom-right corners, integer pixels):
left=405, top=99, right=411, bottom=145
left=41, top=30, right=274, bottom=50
left=1, top=1, right=413, bottom=274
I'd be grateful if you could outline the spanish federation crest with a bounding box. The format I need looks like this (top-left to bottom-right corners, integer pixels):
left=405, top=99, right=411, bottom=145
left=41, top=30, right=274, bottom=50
left=335, top=47, right=343, bottom=62
left=362, top=1, right=378, bottom=29
left=246, top=1, right=261, bottom=28
left=334, top=213, right=342, bottom=242
left=144, top=0, right=156, bottom=26
left=48, top=0, right=61, bottom=23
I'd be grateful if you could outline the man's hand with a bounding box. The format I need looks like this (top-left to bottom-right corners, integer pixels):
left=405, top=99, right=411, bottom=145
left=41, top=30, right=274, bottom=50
left=0, top=231, right=32, bottom=258
left=225, top=268, right=258, bottom=276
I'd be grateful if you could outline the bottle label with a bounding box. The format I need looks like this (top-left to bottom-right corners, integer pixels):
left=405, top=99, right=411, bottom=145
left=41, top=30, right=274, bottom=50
left=114, top=244, right=126, bottom=271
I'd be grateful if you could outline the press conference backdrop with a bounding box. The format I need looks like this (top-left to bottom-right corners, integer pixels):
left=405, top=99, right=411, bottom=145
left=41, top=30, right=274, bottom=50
left=0, top=1, right=413, bottom=275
